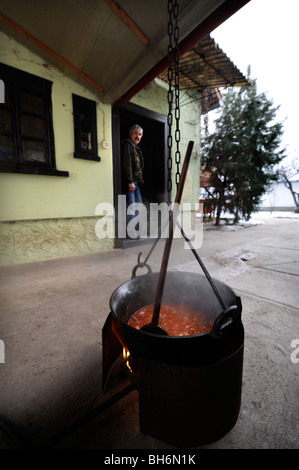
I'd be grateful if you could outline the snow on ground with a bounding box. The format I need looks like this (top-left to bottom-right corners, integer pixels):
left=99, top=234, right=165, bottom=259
left=189, top=210, right=299, bottom=281
left=198, top=210, right=299, bottom=231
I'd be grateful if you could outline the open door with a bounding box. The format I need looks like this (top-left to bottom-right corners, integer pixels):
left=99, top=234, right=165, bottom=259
left=112, top=102, right=168, bottom=247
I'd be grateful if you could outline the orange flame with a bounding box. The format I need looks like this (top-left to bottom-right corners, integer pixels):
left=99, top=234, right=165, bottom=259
left=123, top=347, right=132, bottom=373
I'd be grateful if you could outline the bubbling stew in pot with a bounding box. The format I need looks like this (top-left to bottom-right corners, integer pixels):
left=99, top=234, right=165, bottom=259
left=128, top=303, right=213, bottom=336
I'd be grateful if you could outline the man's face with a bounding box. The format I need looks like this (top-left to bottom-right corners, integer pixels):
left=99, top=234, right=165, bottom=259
left=130, top=129, right=143, bottom=145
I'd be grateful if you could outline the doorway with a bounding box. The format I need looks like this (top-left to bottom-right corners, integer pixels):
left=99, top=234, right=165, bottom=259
left=112, top=102, right=168, bottom=246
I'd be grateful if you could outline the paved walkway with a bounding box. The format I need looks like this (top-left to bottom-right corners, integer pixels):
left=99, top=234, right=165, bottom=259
left=0, top=214, right=298, bottom=449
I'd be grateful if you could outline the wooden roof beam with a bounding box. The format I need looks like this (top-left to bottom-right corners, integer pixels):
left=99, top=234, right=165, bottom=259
left=0, top=12, right=105, bottom=93
left=103, top=0, right=149, bottom=46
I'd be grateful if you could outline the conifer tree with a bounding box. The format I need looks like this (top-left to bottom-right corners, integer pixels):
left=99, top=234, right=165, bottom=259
left=201, top=70, right=285, bottom=225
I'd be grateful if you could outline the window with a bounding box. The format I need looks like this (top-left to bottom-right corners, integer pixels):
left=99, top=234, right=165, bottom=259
left=0, top=63, right=68, bottom=176
left=72, top=94, right=100, bottom=161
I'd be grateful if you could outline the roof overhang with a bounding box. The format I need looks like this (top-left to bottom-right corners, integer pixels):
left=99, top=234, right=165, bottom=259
left=0, top=0, right=250, bottom=105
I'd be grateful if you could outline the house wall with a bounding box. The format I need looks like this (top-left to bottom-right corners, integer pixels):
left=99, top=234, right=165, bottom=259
left=260, top=181, right=299, bottom=210
left=0, top=31, right=114, bottom=265
left=0, top=32, right=201, bottom=265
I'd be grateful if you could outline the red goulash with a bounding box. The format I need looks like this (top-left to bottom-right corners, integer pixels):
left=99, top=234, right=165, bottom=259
left=128, top=303, right=213, bottom=336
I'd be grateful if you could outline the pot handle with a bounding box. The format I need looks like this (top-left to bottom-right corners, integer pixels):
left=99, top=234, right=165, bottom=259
left=131, top=252, right=152, bottom=278
left=210, top=296, right=242, bottom=338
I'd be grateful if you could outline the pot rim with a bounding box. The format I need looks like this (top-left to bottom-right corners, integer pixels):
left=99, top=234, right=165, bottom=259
left=109, top=271, right=241, bottom=339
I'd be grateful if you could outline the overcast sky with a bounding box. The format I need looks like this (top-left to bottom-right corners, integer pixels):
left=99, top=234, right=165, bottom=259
left=211, top=0, right=299, bottom=163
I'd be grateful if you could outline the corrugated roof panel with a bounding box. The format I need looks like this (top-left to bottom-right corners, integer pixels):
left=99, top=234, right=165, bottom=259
left=159, top=35, right=249, bottom=90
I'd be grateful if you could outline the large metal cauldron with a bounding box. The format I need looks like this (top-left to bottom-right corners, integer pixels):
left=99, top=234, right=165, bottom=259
left=104, top=270, right=244, bottom=446
left=109, top=271, right=243, bottom=367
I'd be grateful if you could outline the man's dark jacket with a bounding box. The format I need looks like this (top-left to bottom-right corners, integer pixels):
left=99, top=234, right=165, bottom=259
left=121, top=138, right=144, bottom=186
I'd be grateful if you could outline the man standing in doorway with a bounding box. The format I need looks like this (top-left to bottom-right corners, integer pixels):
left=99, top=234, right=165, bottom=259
left=121, top=124, right=144, bottom=238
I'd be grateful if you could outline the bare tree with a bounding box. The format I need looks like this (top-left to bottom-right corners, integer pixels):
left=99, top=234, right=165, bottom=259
left=278, top=156, right=299, bottom=212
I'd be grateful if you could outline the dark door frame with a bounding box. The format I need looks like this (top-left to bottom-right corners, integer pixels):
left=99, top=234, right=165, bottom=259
left=112, top=102, right=168, bottom=247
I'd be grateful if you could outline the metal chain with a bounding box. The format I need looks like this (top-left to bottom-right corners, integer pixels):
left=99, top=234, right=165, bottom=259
left=173, top=1, right=181, bottom=190
left=133, top=1, right=180, bottom=272
left=167, top=0, right=173, bottom=204
left=167, top=0, right=181, bottom=204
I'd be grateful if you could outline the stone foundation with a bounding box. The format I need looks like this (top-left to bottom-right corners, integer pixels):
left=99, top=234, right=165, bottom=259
left=0, top=217, right=114, bottom=265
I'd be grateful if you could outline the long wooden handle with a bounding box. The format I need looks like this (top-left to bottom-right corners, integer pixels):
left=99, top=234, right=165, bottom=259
left=151, top=141, right=194, bottom=326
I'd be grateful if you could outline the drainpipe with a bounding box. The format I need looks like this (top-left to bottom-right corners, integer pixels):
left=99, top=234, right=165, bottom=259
left=115, top=0, right=250, bottom=107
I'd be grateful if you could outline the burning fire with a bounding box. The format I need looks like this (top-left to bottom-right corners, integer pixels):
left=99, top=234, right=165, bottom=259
left=123, top=347, right=132, bottom=373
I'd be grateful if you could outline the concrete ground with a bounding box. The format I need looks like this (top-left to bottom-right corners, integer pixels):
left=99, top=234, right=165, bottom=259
left=0, top=213, right=298, bottom=450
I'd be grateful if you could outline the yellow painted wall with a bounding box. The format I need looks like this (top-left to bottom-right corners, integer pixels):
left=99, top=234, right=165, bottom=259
left=0, top=31, right=113, bottom=222
left=0, top=31, right=202, bottom=265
